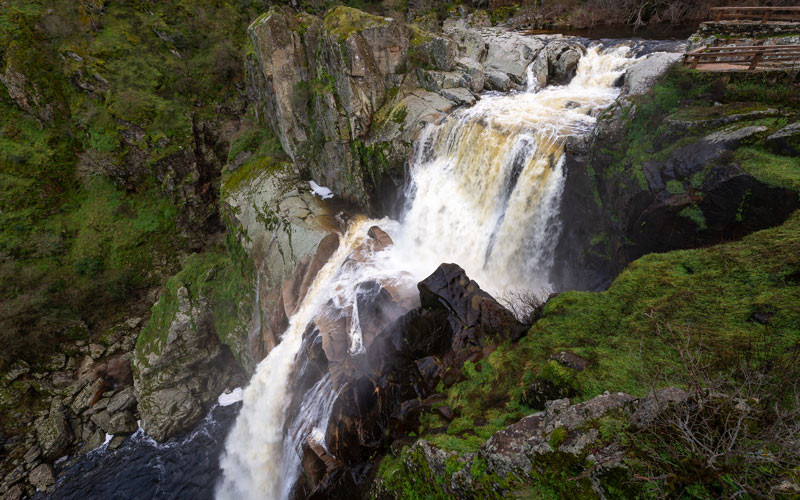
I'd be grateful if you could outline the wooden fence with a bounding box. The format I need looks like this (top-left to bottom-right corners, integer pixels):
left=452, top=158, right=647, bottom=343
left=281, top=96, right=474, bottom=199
left=709, top=6, right=800, bottom=23
left=684, top=45, right=800, bottom=71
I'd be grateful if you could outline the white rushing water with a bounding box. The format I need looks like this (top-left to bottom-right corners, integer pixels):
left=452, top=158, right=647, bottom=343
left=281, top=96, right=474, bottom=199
left=216, top=44, right=638, bottom=500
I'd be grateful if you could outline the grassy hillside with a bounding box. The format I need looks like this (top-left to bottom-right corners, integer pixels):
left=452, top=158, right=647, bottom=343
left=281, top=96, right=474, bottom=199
left=0, top=0, right=266, bottom=370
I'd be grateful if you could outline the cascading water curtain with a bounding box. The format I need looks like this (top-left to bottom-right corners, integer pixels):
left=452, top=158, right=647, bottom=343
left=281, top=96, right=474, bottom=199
left=217, top=44, right=639, bottom=500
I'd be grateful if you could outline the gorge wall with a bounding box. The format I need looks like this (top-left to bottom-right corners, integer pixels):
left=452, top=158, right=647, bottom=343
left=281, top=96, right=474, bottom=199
left=4, top=3, right=799, bottom=499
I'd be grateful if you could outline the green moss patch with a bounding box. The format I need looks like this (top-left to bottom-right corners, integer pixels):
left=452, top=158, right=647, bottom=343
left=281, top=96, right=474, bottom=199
left=323, top=6, right=389, bottom=41
left=135, top=247, right=253, bottom=363
left=416, top=210, right=800, bottom=454
left=735, top=146, right=800, bottom=192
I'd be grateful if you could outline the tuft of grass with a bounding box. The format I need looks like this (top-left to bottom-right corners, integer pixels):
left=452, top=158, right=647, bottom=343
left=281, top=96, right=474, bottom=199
left=735, top=146, right=800, bottom=192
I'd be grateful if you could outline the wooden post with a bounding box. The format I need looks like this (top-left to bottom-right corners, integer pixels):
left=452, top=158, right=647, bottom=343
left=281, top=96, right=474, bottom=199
left=749, top=51, right=763, bottom=71
left=761, top=10, right=772, bottom=23
left=715, top=10, right=722, bottom=22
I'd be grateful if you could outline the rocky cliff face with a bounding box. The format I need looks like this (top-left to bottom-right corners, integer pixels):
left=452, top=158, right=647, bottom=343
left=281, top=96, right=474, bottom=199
left=552, top=54, right=800, bottom=291
left=245, top=7, right=582, bottom=213
left=132, top=251, right=252, bottom=442
left=287, top=262, right=525, bottom=498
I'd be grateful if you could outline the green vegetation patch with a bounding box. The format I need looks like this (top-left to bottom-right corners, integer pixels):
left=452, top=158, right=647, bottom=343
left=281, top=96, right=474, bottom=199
left=418, top=210, right=800, bottom=452
left=222, top=125, right=289, bottom=195
left=323, top=6, right=389, bottom=41
left=135, top=247, right=253, bottom=363
left=735, top=146, right=800, bottom=192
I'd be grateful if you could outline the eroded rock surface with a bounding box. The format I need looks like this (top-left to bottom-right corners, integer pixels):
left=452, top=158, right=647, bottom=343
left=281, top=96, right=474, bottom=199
left=133, top=285, right=246, bottom=442
left=289, top=263, right=522, bottom=497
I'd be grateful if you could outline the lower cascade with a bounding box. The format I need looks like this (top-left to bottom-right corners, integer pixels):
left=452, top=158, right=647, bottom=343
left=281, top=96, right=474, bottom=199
left=216, top=45, right=638, bottom=500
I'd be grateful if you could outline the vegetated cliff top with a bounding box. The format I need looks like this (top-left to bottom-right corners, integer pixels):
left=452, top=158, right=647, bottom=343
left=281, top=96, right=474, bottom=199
left=0, top=0, right=265, bottom=371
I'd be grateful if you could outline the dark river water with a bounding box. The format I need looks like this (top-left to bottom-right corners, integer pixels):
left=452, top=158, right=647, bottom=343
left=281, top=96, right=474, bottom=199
left=37, top=402, right=240, bottom=500
left=524, top=22, right=700, bottom=40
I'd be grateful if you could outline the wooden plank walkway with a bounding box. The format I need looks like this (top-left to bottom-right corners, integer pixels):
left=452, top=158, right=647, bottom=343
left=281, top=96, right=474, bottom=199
left=709, top=6, right=800, bottom=23
left=684, top=45, right=800, bottom=72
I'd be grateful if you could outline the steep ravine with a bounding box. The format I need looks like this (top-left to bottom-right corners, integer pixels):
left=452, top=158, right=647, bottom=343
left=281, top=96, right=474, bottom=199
left=217, top=40, right=643, bottom=500
left=12, top=6, right=800, bottom=500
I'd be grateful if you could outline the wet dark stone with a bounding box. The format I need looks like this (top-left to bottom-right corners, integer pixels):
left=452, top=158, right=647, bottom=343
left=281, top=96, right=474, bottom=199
left=522, top=378, right=577, bottom=410
left=549, top=351, right=590, bottom=372
left=414, top=356, right=445, bottom=393
left=437, top=405, right=455, bottom=421
left=389, top=399, right=423, bottom=437
left=418, top=263, right=527, bottom=349
left=748, top=310, right=774, bottom=325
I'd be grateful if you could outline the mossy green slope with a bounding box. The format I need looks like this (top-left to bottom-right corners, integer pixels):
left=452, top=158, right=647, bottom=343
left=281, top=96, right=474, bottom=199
left=437, top=210, right=800, bottom=438
left=378, top=210, right=800, bottom=498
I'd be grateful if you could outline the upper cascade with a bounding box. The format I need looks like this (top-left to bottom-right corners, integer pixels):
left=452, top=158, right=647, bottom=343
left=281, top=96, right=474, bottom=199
left=216, top=44, right=639, bottom=500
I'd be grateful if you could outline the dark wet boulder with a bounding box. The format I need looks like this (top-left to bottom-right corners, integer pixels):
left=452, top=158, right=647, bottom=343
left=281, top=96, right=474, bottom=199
left=388, top=399, right=423, bottom=437
left=418, top=263, right=527, bottom=349
left=521, top=378, right=576, bottom=410
left=549, top=351, right=589, bottom=372
left=292, top=264, right=526, bottom=497
left=413, top=356, right=445, bottom=394
left=766, top=122, right=800, bottom=156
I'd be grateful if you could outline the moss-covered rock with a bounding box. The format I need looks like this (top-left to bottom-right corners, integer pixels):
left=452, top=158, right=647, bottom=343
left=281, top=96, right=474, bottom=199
left=132, top=249, right=251, bottom=441
left=554, top=65, right=800, bottom=291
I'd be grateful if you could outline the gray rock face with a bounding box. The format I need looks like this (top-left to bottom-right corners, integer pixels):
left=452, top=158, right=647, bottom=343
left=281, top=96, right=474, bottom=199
left=441, top=87, right=476, bottom=106
left=766, top=121, right=800, bottom=156
left=248, top=6, right=416, bottom=209
left=223, top=165, right=339, bottom=360
left=133, top=285, right=245, bottom=442
left=455, top=57, right=485, bottom=93
left=248, top=8, right=309, bottom=163
left=486, top=70, right=513, bottom=91
left=480, top=392, right=635, bottom=478
left=90, top=410, right=137, bottom=435
left=36, top=409, right=73, bottom=461
left=481, top=31, right=545, bottom=83
left=630, top=387, right=690, bottom=429
left=417, top=36, right=459, bottom=71
left=530, top=40, right=585, bottom=88
left=623, top=52, right=682, bottom=96
left=106, top=386, right=136, bottom=414
left=27, top=464, right=55, bottom=491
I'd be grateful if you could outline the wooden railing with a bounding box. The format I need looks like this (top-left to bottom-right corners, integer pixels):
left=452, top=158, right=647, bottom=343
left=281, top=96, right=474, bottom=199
left=684, top=45, right=800, bottom=71
left=709, top=6, right=800, bottom=23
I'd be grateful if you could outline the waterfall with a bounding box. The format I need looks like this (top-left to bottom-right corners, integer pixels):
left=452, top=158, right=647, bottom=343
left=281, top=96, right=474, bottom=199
left=216, top=45, right=637, bottom=500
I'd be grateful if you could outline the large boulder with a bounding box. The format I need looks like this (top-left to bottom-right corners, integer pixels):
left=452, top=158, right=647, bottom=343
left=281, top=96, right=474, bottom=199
left=766, top=122, right=800, bottom=156
left=481, top=31, right=545, bottom=84
left=133, top=283, right=246, bottom=442
left=36, top=408, right=73, bottom=461
left=481, top=392, right=636, bottom=478
left=623, top=52, right=682, bottom=96
left=529, top=40, right=585, bottom=88
left=418, top=263, right=527, bottom=350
